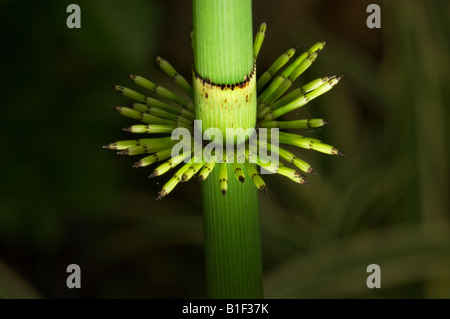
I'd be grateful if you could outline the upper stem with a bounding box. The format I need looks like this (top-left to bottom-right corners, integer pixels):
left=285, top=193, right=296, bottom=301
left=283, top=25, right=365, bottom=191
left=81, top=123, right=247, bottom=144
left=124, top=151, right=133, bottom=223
left=193, top=0, right=254, bottom=83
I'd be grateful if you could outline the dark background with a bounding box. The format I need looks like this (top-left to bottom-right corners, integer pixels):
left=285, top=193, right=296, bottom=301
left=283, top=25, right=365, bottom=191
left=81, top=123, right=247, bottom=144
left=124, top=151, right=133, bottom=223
left=0, top=0, right=449, bottom=298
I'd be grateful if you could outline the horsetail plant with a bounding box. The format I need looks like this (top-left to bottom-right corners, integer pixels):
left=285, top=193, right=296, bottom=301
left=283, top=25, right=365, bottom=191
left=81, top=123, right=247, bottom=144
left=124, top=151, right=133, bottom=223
left=104, top=0, right=342, bottom=298
left=105, top=36, right=343, bottom=197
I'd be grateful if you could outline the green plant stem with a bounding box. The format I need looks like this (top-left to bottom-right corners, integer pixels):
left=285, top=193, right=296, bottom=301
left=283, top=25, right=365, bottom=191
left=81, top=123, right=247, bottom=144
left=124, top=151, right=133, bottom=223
left=193, top=0, right=264, bottom=298
left=193, top=0, right=253, bottom=83
left=202, top=166, right=262, bottom=298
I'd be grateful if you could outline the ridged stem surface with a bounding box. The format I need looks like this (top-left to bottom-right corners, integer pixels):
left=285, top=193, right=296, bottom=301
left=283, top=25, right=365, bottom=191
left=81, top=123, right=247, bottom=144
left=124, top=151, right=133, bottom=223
left=193, top=0, right=263, bottom=298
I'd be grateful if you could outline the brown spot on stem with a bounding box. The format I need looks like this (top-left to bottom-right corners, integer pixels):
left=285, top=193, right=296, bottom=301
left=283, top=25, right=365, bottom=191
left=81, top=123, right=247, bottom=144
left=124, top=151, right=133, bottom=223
left=133, top=161, right=142, bottom=168
left=192, top=63, right=256, bottom=89
left=156, top=190, right=166, bottom=200
left=260, top=185, right=268, bottom=194
left=149, top=171, right=159, bottom=178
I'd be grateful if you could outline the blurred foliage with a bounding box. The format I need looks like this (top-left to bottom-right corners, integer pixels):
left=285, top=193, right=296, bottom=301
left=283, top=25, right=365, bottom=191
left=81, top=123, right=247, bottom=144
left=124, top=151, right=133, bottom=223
left=0, top=0, right=449, bottom=298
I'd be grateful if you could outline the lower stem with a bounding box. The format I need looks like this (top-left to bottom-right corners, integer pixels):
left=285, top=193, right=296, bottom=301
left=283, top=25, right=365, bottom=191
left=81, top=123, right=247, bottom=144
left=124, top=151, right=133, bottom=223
left=202, top=164, right=263, bottom=298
